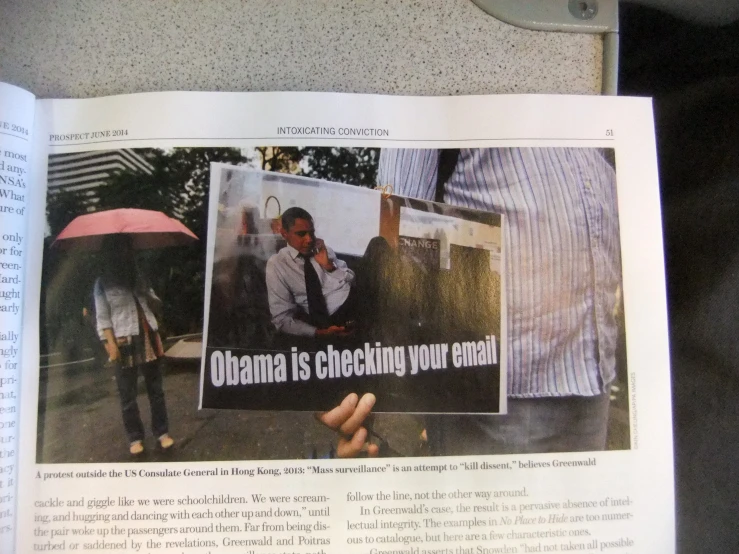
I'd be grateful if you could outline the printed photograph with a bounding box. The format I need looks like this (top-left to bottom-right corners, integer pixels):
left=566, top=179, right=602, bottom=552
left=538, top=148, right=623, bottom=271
left=200, top=165, right=504, bottom=413
left=37, top=146, right=629, bottom=463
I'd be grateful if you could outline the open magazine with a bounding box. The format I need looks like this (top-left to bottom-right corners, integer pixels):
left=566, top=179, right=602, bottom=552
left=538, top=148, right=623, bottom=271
left=0, top=81, right=673, bottom=552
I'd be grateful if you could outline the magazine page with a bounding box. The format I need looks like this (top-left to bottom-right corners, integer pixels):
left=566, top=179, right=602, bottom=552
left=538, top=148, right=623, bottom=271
left=19, top=92, right=672, bottom=553
left=0, top=81, right=35, bottom=550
